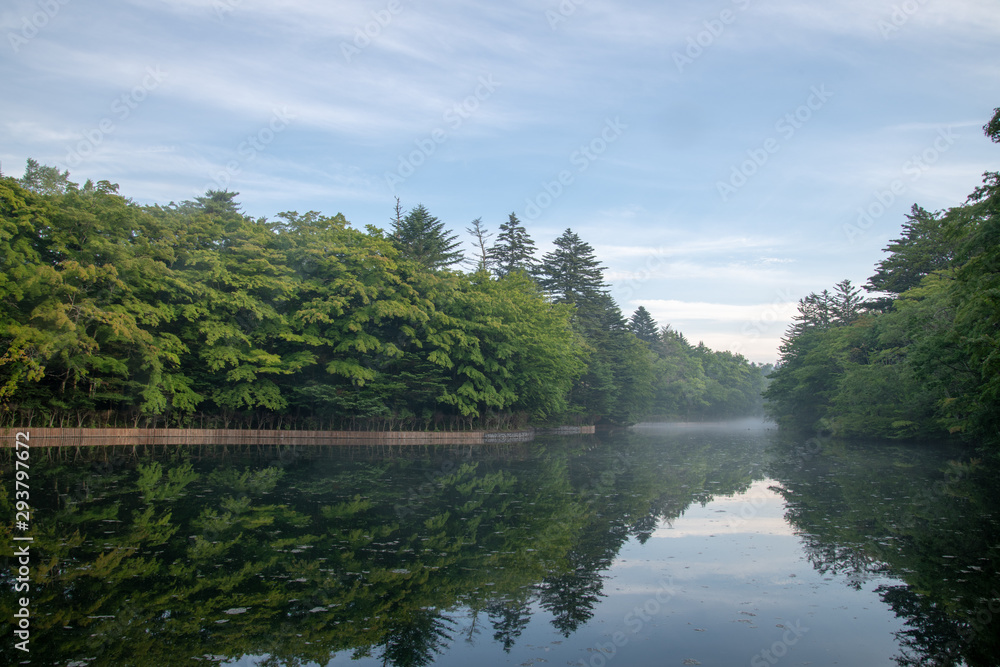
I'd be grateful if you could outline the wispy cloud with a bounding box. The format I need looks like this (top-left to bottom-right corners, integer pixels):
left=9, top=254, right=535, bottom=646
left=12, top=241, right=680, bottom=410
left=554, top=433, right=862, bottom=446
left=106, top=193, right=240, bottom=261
left=4, top=0, right=997, bottom=362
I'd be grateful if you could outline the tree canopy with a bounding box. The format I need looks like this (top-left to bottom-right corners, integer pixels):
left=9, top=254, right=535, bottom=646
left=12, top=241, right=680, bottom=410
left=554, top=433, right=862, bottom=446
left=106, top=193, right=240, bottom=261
left=0, top=169, right=766, bottom=430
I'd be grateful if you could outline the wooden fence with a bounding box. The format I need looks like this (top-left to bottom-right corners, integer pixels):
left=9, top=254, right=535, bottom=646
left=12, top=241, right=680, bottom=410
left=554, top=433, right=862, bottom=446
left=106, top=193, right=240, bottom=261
left=0, top=426, right=595, bottom=448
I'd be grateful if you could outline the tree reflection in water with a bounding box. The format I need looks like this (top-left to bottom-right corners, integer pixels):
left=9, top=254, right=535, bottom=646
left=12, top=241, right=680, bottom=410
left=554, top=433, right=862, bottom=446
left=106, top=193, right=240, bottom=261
left=0, top=432, right=764, bottom=666
left=2, top=428, right=996, bottom=666
left=768, top=439, right=1000, bottom=667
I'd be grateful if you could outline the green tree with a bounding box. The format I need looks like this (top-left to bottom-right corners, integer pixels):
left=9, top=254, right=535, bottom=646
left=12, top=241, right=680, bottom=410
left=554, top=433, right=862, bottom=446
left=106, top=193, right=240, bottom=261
left=766, top=107, right=1000, bottom=450
left=764, top=290, right=855, bottom=431
left=567, top=294, right=656, bottom=425
left=537, top=229, right=606, bottom=309
left=18, top=157, right=73, bottom=195
left=0, top=172, right=195, bottom=423
left=392, top=203, right=463, bottom=271
left=865, top=205, right=952, bottom=310
left=831, top=279, right=865, bottom=324
left=443, top=271, right=586, bottom=421
left=984, top=106, right=1000, bottom=143
left=943, top=151, right=1000, bottom=442
left=628, top=306, right=660, bottom=343
left=154, top=191, right=303, bottom=416
left=488, top=213, right=537, bottom=277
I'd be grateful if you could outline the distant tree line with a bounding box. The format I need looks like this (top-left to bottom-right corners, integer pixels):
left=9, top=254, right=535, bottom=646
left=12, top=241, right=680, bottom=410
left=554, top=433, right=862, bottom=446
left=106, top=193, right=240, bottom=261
left=0, top=162, right=766, bottom=429
left=765, top=108, right=1000, bottom=452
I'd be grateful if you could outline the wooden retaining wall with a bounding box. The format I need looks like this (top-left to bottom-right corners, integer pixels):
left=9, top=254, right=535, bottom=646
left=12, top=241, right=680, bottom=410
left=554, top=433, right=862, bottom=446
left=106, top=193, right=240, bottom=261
left=0, top=425, right=595, bottom=448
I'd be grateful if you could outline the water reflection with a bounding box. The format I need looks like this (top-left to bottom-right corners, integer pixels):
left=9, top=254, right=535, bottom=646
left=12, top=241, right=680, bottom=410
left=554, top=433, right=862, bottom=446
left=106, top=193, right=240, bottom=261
left=768, top=438, right=1000, bottom=667
left=0, top=423, right=996, bottom=667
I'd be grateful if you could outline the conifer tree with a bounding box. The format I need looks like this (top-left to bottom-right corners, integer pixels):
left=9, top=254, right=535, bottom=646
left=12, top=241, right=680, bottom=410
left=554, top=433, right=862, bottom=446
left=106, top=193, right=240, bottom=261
left=628, top=306, right=660, bottom=343
left=391, top=202, right=463, bottom=270
left=831, top=279, right=864, bottom=324
left=865, top=205, right=952, bottom=311
left=537, top=228, right=606, bottom=306
left=488, top=213, right=537, bottom=277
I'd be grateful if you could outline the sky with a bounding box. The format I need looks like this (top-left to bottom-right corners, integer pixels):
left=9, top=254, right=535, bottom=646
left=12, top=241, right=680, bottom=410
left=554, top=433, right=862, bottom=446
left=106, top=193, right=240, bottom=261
left=2, top=0, right=998, bottom=363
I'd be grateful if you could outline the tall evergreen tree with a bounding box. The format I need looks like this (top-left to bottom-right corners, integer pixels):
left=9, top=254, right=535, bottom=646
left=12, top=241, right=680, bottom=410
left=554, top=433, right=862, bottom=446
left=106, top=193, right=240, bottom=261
left=391, top=203, right=463, bottom=270
left=628, top=306, right=660, bottom=343
left=865, top=205, right=952, bottom=310
left=537, top=229, right=606, bottom=306
left=488, top=213, right=537, bottom=277
left=831, top=279, right=864, bottom=324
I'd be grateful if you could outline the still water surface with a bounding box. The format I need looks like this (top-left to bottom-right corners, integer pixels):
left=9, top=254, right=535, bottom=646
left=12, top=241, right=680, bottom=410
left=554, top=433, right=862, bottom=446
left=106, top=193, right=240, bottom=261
left=2, top=420, right=997, bottom=666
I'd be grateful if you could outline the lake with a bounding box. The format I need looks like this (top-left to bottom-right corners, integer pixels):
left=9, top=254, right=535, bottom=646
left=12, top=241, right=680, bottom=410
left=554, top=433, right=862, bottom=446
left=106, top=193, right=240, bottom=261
left=2, top=420, right=998, bottom=666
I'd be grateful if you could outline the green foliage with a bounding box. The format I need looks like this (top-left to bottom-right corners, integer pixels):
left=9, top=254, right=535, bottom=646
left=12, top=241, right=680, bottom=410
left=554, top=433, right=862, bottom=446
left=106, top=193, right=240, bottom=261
left=766, top=109, right=1000, bottom=452
left=209, top=466, right=284, bottom=495
left=136, top=461, right=199, bottom=502
left=488, top=213, right=537, bottom=277
left=866, top=205, right=952, bottom=310
left=537, top=228, right=606, bottom=309
left=391, top=203, right=463, bottom=271
left=1, top=167, right=764, bottom=429
left=648, top=326, right=768, bottom=421
left=628, top=306, right=660, bottom=344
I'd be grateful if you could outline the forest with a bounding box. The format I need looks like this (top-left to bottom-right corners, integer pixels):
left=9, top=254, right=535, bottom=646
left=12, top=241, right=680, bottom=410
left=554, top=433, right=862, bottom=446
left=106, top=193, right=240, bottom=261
left=765, top=108, right=1000, bottom=452
left=0, top=165, right=767, bottom=430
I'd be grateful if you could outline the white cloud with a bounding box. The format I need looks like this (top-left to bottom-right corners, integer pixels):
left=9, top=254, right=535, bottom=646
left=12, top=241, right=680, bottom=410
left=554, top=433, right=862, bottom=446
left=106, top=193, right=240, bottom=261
left=634, top=299, right=797, bottom=325
left=597, top=236, right=781, bottom=259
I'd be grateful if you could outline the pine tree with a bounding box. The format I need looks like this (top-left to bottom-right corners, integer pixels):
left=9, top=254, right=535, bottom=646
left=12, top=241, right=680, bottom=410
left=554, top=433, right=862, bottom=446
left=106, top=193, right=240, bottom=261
left=831, top=279, right=864, bottom=324
left=865, top=205, right=952, bottom=310
left=537, top=228, right=606, bottom=306
left=488, top=213, right=537, bottom=277
left=391, top=203, right=464, bottom=270
left=628, top=306, right=660, bottom=343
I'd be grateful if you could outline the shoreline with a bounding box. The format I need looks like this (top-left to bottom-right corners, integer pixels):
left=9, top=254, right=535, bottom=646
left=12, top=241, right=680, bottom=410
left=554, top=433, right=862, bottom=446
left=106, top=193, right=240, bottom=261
left=0, top=425, right=596, bottom=448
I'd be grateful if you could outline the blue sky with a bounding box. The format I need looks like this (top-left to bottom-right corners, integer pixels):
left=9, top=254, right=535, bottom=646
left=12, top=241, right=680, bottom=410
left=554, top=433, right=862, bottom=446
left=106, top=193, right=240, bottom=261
left=2, top=0, right=998, bottom=362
